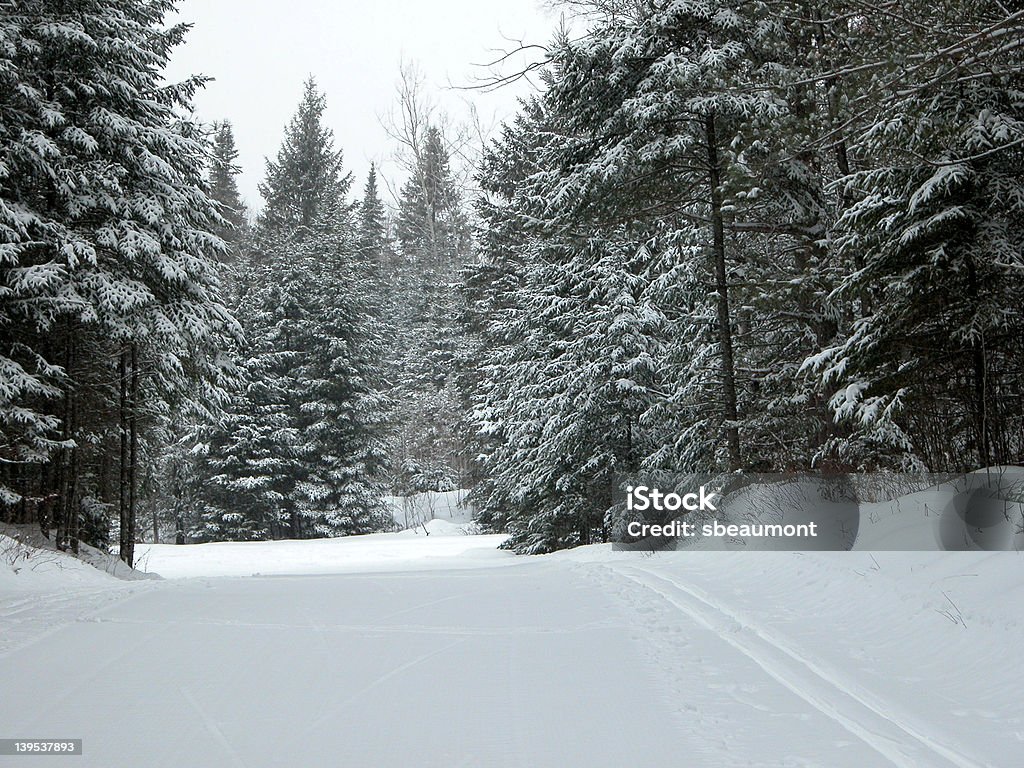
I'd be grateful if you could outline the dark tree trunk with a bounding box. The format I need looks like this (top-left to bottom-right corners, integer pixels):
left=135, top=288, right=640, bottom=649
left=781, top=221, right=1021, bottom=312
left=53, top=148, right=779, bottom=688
left=68, top=429, right=80, bottom=555
left=118, top=346, right=135, bottom=566
left=704, top=111, right=741, bottom=470
left=127, top=343, right=139, bottom=565
left=55, top=333, right=76, bottom=550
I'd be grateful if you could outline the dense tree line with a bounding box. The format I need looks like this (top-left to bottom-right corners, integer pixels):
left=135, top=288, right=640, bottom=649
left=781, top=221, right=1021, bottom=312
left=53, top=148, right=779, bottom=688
left=466, top=1, right=1024, bottom=552
left=177, top=81, right=478, bottom=543
left=182, top=80, right=395, bottom=542
left=4, top=0, right=1021, bottom=560
left=0, top=1, right=237, bottom=564
left=0, top=4, right=461, bottom=555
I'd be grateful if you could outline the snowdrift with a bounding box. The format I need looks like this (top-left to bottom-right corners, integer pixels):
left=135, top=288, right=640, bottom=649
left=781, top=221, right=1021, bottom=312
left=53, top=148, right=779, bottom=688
left=135, top=522, right=510, bottom=579
left=383, top=489, right=475, bottom=530
left=0, top=524, right=158, bottom=595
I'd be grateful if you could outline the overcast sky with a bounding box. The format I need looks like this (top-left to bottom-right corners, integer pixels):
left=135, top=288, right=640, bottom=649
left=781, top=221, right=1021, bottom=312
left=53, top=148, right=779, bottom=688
left=165, top=0, right=559, bottom=214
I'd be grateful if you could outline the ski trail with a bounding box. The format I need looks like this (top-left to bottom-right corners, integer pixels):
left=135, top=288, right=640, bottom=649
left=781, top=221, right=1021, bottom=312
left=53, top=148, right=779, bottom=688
left=180, top=685, right=250, bottom=768
left=612, top=564, right=993, bottom=768
left=0, top=584, right=148, bottom=658
left=294, top=638, right=467, bottom=742
left=8, top=623, right=165, bottom=737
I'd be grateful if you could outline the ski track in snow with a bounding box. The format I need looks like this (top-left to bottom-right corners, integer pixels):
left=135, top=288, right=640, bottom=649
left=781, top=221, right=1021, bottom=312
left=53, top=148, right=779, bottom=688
left=1, top=537, right=1019, bottom=767
left=180, top=684, right=251, bottom=768
left=0, top=583, right=153, bottom=658
left=608, top=564, right=991, bottom=768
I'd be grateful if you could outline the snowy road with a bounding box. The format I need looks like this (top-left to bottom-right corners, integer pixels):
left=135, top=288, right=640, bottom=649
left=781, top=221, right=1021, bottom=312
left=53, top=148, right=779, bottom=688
left=1, top=541, right=1020, bottom=767
left=1, top=562, right=687, bottom=768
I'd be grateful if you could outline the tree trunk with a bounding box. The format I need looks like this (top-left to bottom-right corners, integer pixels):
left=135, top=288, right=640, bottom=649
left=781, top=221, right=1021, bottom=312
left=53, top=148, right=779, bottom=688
left=704, top=111, right=742, bottom=470
left=55, top=333, right=76, bottom=550
left=965, top=261, right=991, bottom=469
left=68, top=430, right=80, bottom=555
left=118, top=346, right=137, bottom=566
left=119, top=348, right=129, bottom=563
left=127, top=343, right=139, bottom=566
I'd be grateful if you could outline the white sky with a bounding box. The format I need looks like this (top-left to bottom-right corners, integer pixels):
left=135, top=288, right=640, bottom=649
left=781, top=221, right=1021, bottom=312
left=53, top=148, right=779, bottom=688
left=165, top=0, right=559, bottom=214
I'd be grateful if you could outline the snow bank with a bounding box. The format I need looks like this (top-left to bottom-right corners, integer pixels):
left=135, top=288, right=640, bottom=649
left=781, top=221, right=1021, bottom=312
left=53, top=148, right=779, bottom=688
left=0, top=527, right=160, bottom=655
left=0, top=525, right=157, bottom=595
left=0, top=532, right=114, bottom=594
left=384, top=489, right=474, bottom=530
left=136, top=526, right=511, bottom=579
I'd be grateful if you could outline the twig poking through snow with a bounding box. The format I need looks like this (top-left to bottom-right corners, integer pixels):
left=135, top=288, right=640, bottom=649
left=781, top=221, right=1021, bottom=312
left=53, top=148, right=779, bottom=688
left=937, top=590, right=967, bottom=628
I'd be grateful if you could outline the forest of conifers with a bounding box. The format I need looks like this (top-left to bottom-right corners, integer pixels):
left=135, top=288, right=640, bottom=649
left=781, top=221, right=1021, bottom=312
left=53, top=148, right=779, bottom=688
left=1, top=1, right=1022, bottom=560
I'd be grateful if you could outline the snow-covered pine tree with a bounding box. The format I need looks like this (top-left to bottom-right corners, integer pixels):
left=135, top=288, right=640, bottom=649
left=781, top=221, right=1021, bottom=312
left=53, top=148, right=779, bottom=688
left=466, top=85, right=671, bottom=551
left=804, top=3, right=1024, bottom=471
left=291, top=205, right=393, bottom=537
left=356, top=163, right=392, bottom=274
left=199, top=78, right=391, bottom=540
left=468, top=3, right=785, bottom=550
left=389, top=123, right=472, bottom=494
left=208, top=121, right=249, bottom=260
left=0, top=0, right=238, bottom=563
left=541, top=1, right=814, bottom=473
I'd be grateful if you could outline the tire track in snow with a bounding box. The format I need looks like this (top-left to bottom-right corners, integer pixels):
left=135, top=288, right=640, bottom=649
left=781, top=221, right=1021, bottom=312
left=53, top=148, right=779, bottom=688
left=611, top=564, right=993, bottom=768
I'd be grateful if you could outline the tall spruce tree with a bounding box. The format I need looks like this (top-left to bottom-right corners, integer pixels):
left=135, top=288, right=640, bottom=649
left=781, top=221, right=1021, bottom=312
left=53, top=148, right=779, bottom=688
left=0, top=0, right=237, bottom=563
left=196, top=78, right=391, bottom=540
left=208, top=121, right=248, bottom=257
left=356, top=163, right=389, bottom=271
left=389, top=124, right=472, bottom=494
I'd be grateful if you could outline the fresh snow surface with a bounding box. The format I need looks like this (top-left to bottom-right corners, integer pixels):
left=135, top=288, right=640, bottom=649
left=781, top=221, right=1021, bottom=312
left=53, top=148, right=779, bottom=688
left=133, top=519, right=508, bottom=578
left=2, top=527, right=1022, bottom=767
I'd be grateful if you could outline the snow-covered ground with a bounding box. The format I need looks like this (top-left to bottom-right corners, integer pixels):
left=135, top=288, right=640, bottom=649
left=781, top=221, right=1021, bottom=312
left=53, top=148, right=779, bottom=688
left=133, top=518, right=508, bottom=578
left=383, top=489, right=475, bottom=530
left=1, top=523, right=1021, bottom=767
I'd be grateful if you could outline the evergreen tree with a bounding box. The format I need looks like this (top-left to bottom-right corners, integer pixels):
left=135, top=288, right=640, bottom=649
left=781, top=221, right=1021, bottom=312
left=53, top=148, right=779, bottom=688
left=258, top=77, right=350, bottom=235
left=208, top=121, right=248, bottom=256
left=356, top=163, right=390, bottom=271
left=388, top=123, right=473, bottom=493
left=805, top=2, right=1024, bottom=471
left=0, top=0, right=237, bottom=563
left=196, top=79, right=391, bottom=540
